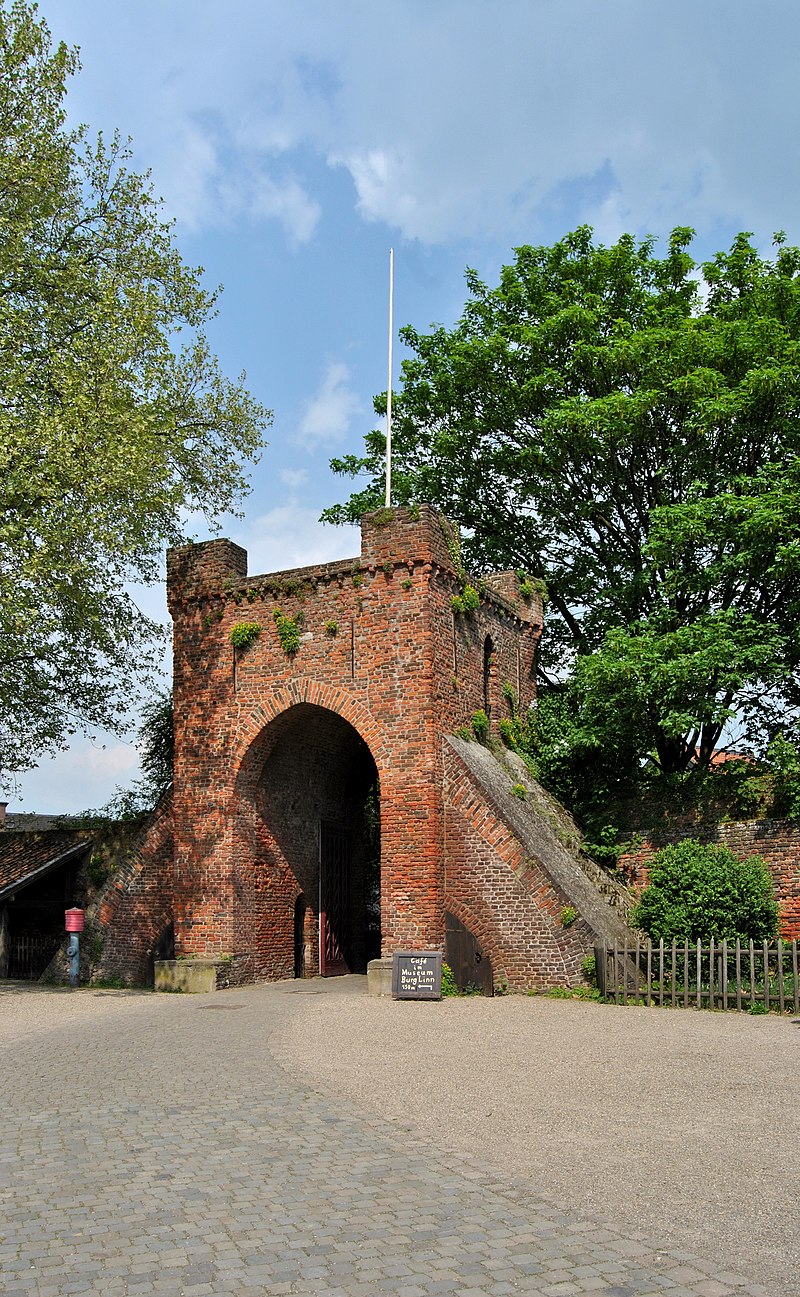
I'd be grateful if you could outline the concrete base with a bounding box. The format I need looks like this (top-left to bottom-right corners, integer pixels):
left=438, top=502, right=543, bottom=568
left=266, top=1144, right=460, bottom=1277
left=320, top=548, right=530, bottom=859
left=367, top=957, right=393, bottom=997
left=155, top=959, right=219, bottom=994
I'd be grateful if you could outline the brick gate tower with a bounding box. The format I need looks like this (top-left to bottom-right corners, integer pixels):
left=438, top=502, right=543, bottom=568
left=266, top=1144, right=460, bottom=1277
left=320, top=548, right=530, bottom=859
left=93, top=504, right=635, bottom=992
left=164, top=506, right=543, bottom=987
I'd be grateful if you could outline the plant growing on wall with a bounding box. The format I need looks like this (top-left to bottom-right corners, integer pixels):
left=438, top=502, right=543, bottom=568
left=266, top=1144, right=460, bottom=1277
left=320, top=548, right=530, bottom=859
left=272, top=609, right=301, bottom=656
left=229, top=621, right=262, bottom=651
left=451, top=584, right=480, bottom=614
left=502, top=680, right=517, bottom=716
left=471, top=709, right=489, bottom=741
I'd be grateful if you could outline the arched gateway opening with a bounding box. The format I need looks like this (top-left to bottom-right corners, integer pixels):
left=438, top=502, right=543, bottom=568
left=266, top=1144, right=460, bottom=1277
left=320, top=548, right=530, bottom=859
left=235, top=704, right=380, bottom=979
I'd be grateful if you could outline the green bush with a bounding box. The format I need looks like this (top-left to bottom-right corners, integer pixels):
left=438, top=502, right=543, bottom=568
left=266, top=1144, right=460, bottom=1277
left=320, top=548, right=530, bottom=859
left=630, top=838, right=779, bottom=943
left=229, top=620, right=262, bottom=650
left=470, top=709, right=489, bottom=741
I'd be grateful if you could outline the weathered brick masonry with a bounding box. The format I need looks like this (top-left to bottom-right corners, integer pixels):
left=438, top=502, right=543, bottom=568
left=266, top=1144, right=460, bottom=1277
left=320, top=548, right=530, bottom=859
left=93, top=792, right=175, bottom=984
left=97, top=506, right=641, bottom=991
left=163, top=506, right=546, bottom=986
left=442, top=738, right=633, bottom=988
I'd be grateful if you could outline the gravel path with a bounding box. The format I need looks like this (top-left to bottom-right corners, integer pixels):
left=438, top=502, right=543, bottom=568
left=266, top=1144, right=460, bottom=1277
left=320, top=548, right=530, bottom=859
left=273, top=979, right=800, bottom=1295
left=0, top=976, right=797, bottom=1296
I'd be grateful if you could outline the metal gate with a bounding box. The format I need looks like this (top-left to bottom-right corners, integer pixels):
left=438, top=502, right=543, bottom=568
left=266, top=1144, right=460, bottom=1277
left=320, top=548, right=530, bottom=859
left=319, top=821, right=351, bottom=976
left=7, top=934, right=60, bottom=980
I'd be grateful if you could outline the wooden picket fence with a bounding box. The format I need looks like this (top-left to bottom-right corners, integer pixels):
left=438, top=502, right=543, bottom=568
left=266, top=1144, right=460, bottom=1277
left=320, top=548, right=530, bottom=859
left=595, top=938, right=800, bottom=1014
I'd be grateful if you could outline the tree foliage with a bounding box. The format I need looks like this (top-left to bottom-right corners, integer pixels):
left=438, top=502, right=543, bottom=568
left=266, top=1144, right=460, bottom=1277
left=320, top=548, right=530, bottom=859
left=630, top=839, right=779, bottom=943
left=100, top=688, right=174, bottom=819
left=0, top=2, right=270, bottom=782
left=326, top=226, right=800, bottom=774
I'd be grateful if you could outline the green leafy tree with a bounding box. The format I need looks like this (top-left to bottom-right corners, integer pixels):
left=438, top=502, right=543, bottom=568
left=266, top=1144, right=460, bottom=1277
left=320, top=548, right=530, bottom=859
left=137, top=688, right=174, bottom=805
left=326, top=227, right=800, bottom=774
left=101, top=688, right=174, bottom=818
left=506, top=690, right=641, bottom=849
left=630, top=839, right=779, bottom=943
left=0, top=2, right=270, bottom=783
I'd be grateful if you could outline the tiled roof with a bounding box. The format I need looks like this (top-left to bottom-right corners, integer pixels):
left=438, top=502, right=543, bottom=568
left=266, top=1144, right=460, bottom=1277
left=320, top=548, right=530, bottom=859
left=0, top=832, right=92, bottom=899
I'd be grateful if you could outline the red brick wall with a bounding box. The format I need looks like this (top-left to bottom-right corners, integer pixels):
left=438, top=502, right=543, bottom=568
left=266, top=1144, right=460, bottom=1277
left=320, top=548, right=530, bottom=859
left=619, top=820, right=800, bottom=940
left=164, top=506, right=543, bottom=978
left=93, top=792, right=174, bottom=984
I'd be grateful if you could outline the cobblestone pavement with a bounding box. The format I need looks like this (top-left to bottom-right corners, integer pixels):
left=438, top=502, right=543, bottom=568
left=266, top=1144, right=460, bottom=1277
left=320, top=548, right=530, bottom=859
left=0, top=980, right=779, bottom=1297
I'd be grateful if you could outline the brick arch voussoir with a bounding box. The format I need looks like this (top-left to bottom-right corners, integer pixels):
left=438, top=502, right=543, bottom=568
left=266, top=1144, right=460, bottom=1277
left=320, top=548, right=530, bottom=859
left=231, top=681, right=390, bottom=794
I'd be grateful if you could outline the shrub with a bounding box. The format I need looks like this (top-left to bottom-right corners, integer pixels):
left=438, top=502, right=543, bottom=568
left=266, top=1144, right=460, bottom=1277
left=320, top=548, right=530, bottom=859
left=229, top=620, right=262, bottom=650
left=441, top=962, right=458, bottom=996
left=630, top=838, right=779, bottom=943
left=470, top=709, right=489, bottom=741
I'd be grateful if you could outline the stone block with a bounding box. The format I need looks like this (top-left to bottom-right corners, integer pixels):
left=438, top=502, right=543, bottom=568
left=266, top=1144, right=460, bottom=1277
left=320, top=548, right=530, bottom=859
left=155, top=959, right=218, bottom=994
left=367, top=957, right=393, bottom=997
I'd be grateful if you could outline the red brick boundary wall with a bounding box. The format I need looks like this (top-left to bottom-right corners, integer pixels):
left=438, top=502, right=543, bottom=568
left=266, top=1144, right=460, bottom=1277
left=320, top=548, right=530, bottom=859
left=93, top=792, right=174, bottom=984
left=619, top=820, right=800, bottom=940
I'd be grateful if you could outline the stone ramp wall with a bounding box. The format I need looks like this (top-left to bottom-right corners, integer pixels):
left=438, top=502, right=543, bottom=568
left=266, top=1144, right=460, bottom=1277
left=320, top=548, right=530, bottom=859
left=443, top=737, right=635, bottom=991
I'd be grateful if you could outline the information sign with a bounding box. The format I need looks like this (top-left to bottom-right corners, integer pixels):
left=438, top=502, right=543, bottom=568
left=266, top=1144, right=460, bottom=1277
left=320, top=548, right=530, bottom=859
left=391, top=950, right=443, bottom=1000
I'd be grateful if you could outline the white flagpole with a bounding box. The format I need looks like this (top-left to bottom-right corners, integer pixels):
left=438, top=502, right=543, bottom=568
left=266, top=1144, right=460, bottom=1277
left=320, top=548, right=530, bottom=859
left=385, top=247, right=394, bottom=508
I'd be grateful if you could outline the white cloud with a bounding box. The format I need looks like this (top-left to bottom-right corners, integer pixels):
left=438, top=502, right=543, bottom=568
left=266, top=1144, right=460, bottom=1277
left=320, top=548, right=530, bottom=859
left=295, top=361, right=362, bottom=449
left=233, top=504, right=359, bottom=575
left=280, top=468, right=309, bottom=488
left=250, top=173, right=321, bottom=246
left=159, top=121, right=220, bottom=232
left=85, top=743, right=139, bottom=778
left=156, top=117, right=321, bottom=243
left=54, top=0, right=800, bottom=248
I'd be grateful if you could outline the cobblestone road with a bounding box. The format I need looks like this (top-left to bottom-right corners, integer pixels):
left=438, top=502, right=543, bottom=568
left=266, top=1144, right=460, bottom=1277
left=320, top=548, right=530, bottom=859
left=0, top=980, right=777, bottom=1296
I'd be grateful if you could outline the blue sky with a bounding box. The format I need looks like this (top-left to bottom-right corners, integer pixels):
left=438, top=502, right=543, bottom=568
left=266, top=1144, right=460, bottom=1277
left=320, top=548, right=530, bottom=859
left=14, top=0, right=800, bottom=813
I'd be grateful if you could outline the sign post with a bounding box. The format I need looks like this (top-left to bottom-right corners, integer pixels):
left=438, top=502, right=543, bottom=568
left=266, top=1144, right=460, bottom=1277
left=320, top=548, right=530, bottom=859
left=391, top=950, right=442, bottom=1000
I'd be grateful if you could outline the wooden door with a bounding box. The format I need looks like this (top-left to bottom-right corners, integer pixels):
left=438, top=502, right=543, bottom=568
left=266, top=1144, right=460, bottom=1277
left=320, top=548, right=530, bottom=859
left=445, top=911, right=493, bottom=995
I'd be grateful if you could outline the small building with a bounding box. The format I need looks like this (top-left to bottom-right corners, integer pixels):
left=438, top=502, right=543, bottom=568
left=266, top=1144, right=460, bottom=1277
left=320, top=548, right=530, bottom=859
left=0, top=828, right=90, bottom=978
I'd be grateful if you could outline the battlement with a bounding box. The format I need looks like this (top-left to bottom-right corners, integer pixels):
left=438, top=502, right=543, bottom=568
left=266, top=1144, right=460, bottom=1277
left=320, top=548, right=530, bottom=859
left=166, top=505, right=541, bottom=628
left=166, top=538, right=247, bottom=612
